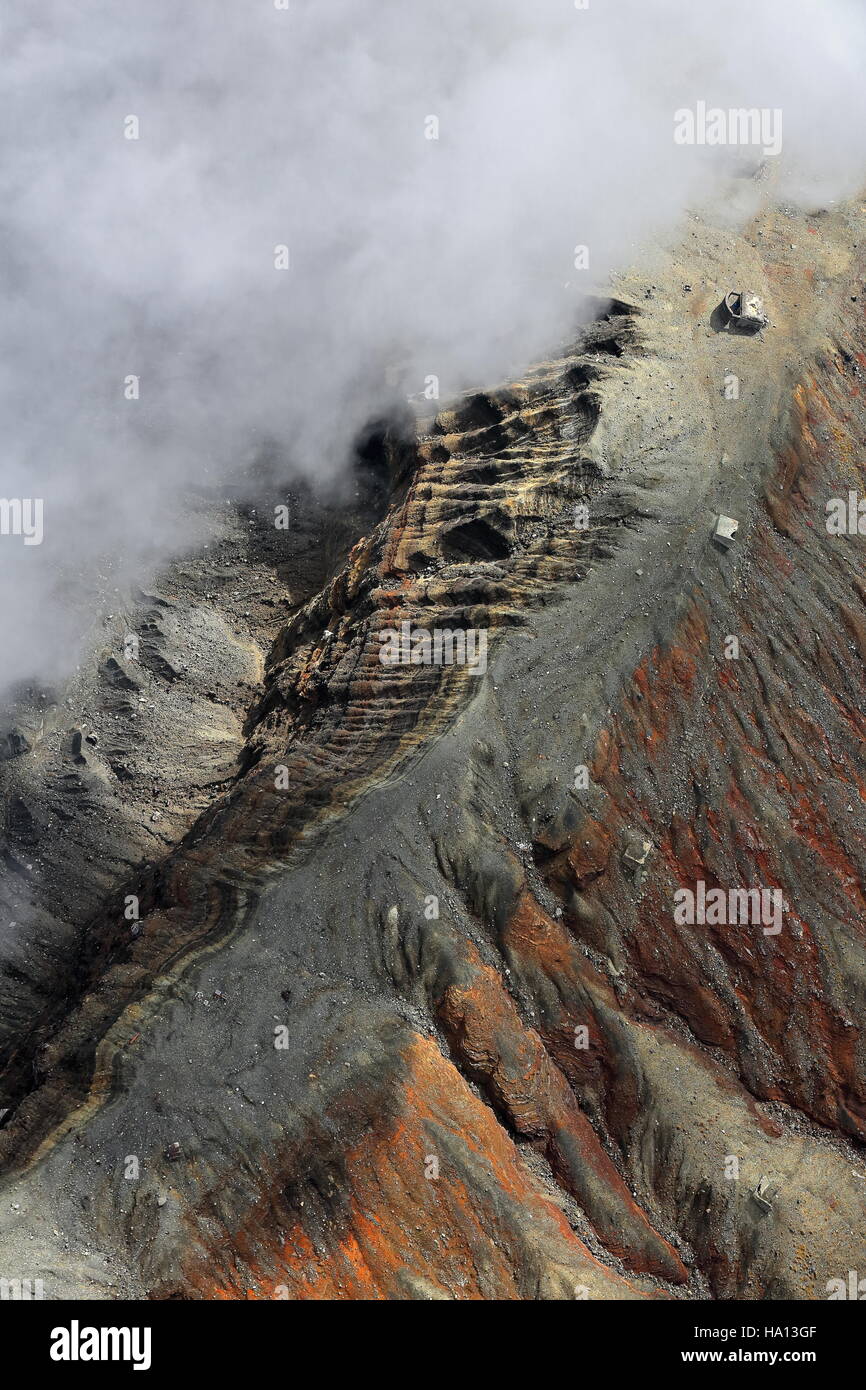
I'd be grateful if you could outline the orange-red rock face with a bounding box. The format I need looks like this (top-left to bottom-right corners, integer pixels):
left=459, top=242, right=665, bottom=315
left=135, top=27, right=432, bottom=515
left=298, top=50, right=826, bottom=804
left=183, top=1034, right=661, bottom=1301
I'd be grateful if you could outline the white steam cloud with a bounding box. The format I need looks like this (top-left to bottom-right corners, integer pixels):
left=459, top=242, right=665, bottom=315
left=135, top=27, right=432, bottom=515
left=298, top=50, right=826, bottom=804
left=1, top=0, right=865, bottom=687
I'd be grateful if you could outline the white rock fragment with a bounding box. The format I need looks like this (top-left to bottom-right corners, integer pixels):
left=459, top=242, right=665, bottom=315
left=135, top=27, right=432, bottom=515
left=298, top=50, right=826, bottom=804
left=714, top=515, right=739, bottom=549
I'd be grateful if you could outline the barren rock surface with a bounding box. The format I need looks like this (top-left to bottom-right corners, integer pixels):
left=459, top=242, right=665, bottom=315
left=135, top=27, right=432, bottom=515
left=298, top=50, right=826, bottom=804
left=2, top=192, right=866, bottom=1300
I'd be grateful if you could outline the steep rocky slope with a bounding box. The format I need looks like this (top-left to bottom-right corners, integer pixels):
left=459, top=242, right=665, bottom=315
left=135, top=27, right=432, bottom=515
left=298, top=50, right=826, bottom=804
left=1, top=192, right=865, bottom=1300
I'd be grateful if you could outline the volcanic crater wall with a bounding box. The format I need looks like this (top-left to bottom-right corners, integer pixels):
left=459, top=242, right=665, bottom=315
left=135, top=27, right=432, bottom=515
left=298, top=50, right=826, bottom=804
left=1, top=198, right=866, bottom=1300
